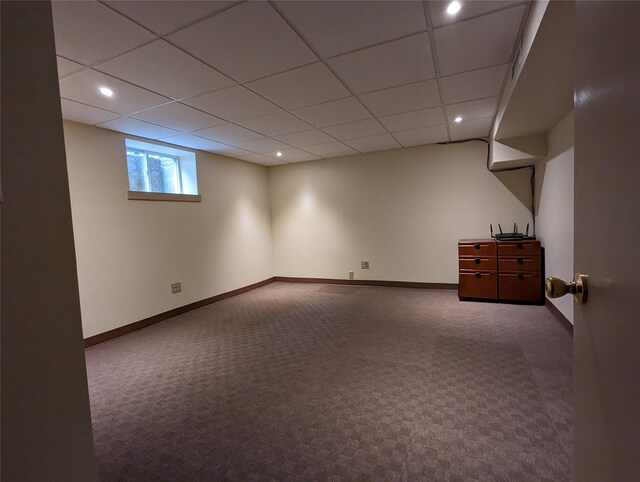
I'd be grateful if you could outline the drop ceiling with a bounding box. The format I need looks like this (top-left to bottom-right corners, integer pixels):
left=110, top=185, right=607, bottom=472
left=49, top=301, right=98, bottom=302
left=54, top=0, right=528, bottom=166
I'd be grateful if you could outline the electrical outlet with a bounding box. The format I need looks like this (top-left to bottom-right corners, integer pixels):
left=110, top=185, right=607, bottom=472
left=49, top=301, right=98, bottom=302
left=361, top=261, right=370, bottom=269
left=171, top=282, right=181, bottom=294
left=349, top=271, right=355, bottom=280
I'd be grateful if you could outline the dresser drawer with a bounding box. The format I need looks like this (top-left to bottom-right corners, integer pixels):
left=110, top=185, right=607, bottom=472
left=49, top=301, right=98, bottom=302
left=459, top=270, right=497, bottom=299
left=459, top=240, right=497, bottom=257
left=498, top=272, right=542, bottom=302
left=498, top=256, right=541, bottom=272
left=459, top=256, right=497, bottom=270
left=497, top=241, right=541, bottom=256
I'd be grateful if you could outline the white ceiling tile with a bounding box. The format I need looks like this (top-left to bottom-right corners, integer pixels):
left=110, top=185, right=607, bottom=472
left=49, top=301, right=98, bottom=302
left=130, top=102, right=225, bottom=132
left=247, top=63, right=350, bottom=110
left=449, top=117, right=493, bottom=140
left=57, top=57, right=84, bottom=78
left=193, top=124, right=264, bottom=143
left=97, top=117, right=179, bottom=140
left=440, top=64, right=508, bottom=104
left=182, top=86, right=281, bottom=122
left=276, top=148, right=321, bottom=163
left=196, top=143, right=240, bottom=157
left=237, top=112, right=312, bottom=137
left=276, top=1, right=427, bottom=57
left=274, top=130, right=335, bottom=148
left=203, top=144, right=254, bottom=158
left=446, top=97, right=498, bottom=122
left=168, top=2, right=317, bottom=82
left=61, top=99, right=120, bottom=125
left=303, top=142, right=358, bottom=158
left=105, top=0, right=236, bottom=35
left=328, top=33, right=435, bottom=94
left=293, top=97, right=371, bottom=128
left=379, top=107, right=446, bottom=132
left=323, top=119, right=386, bottom=141
left=430, top=1, right=524, bottom=28
left=394, top=125, right=449, bottom=147
left=343, top=133, right=401, bottom=153
left=359, top=80, right=441, bottom=117
left=95, top=40, right=235, bottom=100
left=434, top=5, right=526, bottom=76
left=159, top=133, right=233, bottom=152
left=59, top=69, right=171, bottom=115
left=52, top=1, right=155, bottom=65
left=284, top=158, right=319, bottom=164
left=237, top=153, right=286, bottom=166
left=235, top=137, right=292, bottom=155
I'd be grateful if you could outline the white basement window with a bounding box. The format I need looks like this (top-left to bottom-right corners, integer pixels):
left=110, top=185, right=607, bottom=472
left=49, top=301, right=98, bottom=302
left=125, top=139, right=201, bottom=202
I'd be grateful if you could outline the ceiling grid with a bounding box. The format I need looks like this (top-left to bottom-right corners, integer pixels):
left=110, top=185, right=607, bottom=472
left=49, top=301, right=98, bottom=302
left=268, top=0, right=404, bottom=153
left=422, top=0, right=452, bottom=142
left=54, top=0, right=529, bottom=165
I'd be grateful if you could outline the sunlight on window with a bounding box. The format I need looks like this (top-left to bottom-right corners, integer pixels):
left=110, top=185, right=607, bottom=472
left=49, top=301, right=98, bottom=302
left=125, top=139, right=198, bottom=197
left=127, top=149, right=182, bottom=194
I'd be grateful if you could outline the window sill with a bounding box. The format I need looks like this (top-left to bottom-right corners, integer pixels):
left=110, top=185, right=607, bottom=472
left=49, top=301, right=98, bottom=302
left=127, top=191, right=201, bottom=202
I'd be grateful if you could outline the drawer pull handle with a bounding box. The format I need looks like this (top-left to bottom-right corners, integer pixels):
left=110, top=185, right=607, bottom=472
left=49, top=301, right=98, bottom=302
left=517, top=258, right=524, bottom=264
left=475, top=272, right=481, bottom=278
left=516, top=242, right=523, bottom=249
left=517, top=273, right=524, bottom=279
left=475, top=258, right=481, bottom=264
left=474, top=243, right=480, bottom=249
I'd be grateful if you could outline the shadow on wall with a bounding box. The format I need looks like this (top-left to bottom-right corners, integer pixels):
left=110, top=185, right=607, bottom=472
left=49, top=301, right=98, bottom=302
left=534, top=161, right=546, bottom=216
left=493, top=167, right=535, bottom=218
left=534, top=145, right=572, bottom=216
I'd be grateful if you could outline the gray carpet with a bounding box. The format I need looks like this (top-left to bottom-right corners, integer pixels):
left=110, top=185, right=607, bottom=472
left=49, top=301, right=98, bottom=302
left=85, top=282, right=573, bottom=481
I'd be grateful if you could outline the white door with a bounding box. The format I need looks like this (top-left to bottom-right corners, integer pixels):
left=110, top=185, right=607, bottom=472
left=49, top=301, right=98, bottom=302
left=571, top=2, right=640, bottom=480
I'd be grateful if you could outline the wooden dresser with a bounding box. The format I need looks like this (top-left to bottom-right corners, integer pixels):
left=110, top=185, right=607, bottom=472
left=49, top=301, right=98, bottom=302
left=458, top=239, right=543, bottom=303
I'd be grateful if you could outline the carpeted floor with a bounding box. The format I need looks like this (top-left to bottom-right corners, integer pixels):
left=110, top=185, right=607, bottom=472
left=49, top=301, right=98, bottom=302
left=85, top=282, right=573, bottom=481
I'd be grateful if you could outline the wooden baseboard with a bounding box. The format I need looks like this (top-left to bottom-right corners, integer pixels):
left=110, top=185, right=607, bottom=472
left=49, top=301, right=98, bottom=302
left=545, top=299, right=574, bottom=335
left=274, top=276, right=458, bottom=290
left=84, top=277, right=276, bottom=348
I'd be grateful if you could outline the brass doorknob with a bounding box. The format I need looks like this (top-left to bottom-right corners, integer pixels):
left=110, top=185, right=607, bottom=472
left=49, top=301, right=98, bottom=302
left=545, top=274, right=589, bottom=304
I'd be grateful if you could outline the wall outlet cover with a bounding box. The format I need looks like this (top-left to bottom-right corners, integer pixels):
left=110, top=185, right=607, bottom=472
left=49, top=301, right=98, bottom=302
left=349, top=271, right=355, bottom=280
left=361, top=261, right=370, bottom=269
left=171, top=282, right=181, bottom=294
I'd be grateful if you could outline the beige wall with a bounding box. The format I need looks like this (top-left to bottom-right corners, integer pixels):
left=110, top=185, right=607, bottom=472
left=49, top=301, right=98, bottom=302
left=66, top=127, right=538, bottom=337
left=64, top=121, right=273, bottom=338
left=269, top=141, right=533, bottom=282
left=535, top=111, right=574, bottom=322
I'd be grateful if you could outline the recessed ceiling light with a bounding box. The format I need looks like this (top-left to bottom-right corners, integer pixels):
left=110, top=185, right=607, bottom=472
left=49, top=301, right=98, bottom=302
left=447, top=1, right=462, bottom=15
left=454, top=116, right=463, bottom=123
left=276, top=151, right=282, bottom=157
left=98, top=86, right=114, bottom=98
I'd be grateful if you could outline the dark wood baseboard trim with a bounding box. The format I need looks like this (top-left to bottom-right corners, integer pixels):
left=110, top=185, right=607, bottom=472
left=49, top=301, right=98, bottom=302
left=545, top=299, right=574, bottom=335
left=84, top=277, right=276, bottom=348
left=273, top=276, right=458, bottom=290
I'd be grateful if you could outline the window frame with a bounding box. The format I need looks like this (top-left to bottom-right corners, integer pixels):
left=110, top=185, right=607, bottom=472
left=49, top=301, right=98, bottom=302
left=125, top=139, right=201, bottom=203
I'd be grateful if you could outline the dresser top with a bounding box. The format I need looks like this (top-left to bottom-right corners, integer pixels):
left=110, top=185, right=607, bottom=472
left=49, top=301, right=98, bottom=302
left=459, top=239, right=495, bottom=244
left=459, top=238, right=539, bottom=244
